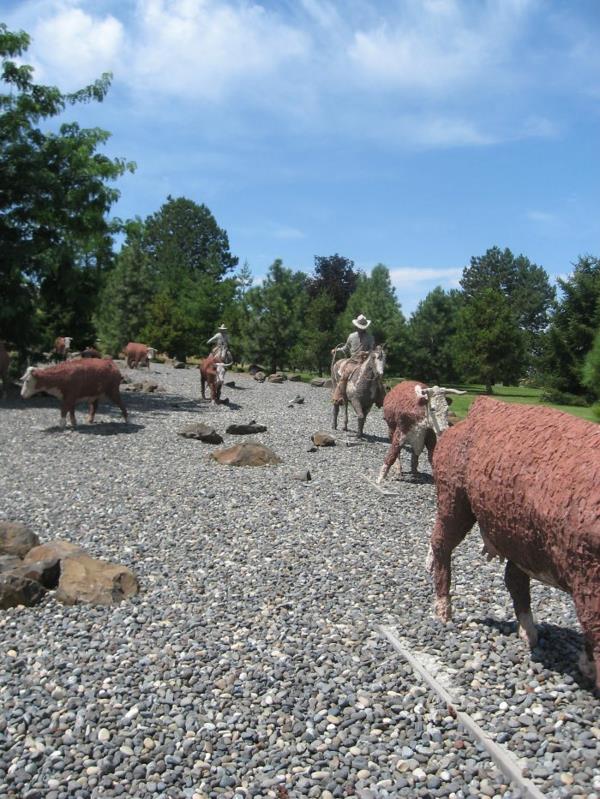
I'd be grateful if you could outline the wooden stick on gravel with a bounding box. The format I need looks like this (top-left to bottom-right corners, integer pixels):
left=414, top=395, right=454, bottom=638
left=379, top=625, right=547, bottom=799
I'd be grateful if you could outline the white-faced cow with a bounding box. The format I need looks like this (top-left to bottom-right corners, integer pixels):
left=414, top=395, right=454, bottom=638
left=429, top=396, right=600, bottom=692
left=54, top=336, right=73, bottom=360
left=21, top=359, right=127, bottom=428
left=199, top=355, right=231, bottom=404
left=124, top=342, right=156, bottom=369
left=377, top=380, right=465, bottom=483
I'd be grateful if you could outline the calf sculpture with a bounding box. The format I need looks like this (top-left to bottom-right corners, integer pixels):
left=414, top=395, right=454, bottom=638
left=124, top=342, right=156, bottom=369
left=21, top=360, right=127, bottom=427
left=429, top=396, right=600, bottom=690
left=377, top=381, right=465, bottom=483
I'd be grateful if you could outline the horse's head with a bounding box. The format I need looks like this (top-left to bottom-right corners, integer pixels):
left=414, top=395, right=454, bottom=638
left=372, top=345, right=386, bottom=376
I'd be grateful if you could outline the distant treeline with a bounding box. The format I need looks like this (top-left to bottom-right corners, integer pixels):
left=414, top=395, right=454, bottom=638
left=2, top=23, right=600, bottom=407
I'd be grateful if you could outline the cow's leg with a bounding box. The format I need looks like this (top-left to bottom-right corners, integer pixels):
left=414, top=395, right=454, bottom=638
left=108, top=389, right=128, bottom=422
left=87, top=400, right=98, bottom=424
left=424, top=428, right=437, bottom=468
left=429, top=493, right=475, bottom=621
left=59, top=404, right=68, bottom=428
left=67, top=406, right=77, bottom=427
left=504, top=560, right=537, bottom=648
left=377, top=425, right=403, bottom=483
left=571, top=584, right=600, bottom=691
left=343, top=401, right=348, bottom=432
left=410, top=447, right=420, bottom=475
left=200, top=375, right=206, bottom=399
left=332, top=402, right=339, bottom=430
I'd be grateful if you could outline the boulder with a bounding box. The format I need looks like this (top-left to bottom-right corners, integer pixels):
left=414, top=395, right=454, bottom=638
left=210, top=442, right=281, bottom=467
left=13, top=558, right=60, bottom=590
left=293, top=470, right=311, bottom=482
left=23, top=540, right=83, bottom=563
left=224, top=380, right=236, bottom=388
left=288, top=395, right=304, bottom=407
left=173, top=360, right=186, bottom=369
left=0, top=574, right=46, bottom=609
left=311, top=431, right=336, bottom=447
left=56, top=554, right=139, bottom=606
left=0, top=554, right=22, bottom=574
left=0, top=521, right=40, bottom=558
left=141, top=381, right=160, bottom=393
left=177, top=423, right=223, bottom=444
left=323, top=379, right=333, bottom=388
left=247, top=363, right=265, bottom=375
left=310, top=378, right=326, bottom=387
left=254, top=371, right=266, bottom=383
left=288, top=374, right=302, bottom=382
left=225, top=423, right=267, bottom=435
left=268, top=372, right=287, bottom=383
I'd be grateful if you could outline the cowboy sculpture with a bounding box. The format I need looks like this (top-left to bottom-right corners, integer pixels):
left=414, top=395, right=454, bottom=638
left=331, top=313, right=376, bottom=405
left=207, top=324, right=232, bottom=363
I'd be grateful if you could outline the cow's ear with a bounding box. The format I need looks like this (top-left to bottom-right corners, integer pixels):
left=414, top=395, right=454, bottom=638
left=446, top=396, right=453, bottom=406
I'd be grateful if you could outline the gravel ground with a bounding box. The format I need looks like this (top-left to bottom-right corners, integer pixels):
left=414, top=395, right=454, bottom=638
left=1, top=363, right=598, bottom=799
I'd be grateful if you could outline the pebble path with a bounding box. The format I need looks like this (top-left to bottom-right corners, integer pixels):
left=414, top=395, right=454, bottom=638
left=1, top=363, right=598, bottom=799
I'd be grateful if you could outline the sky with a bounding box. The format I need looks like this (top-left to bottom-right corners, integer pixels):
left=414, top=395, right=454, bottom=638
left=4, top=0, right=600, bottom=315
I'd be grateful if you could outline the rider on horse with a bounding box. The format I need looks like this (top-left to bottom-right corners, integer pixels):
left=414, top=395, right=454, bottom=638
left=331, top=314, right=376, bottom=406
left=207, top=324, right=232, bottom=363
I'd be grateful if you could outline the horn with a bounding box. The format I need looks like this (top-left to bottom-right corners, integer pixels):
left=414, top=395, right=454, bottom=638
left=414, top=384, right=429, bottom=399
left=442, top=388, right=467, bottom=395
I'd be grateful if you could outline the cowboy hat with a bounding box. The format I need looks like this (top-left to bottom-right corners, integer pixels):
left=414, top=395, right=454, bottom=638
left=352, top=314, right=371, bottom=330
left=218, top=324, right=228, bottom=331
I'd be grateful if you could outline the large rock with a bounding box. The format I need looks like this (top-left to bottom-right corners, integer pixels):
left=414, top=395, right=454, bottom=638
left=311, top=431, right=336, bottom=447
left=210, top=442, right=281, bottom=467
left=225, top=423, right=267, bottom=435
left=288, top=374, right=302, bottom=382
left=177, top=423, right=223, bottom=444
left=0, top=574, right=46, bottom=609
left=56, top=554, right=139, bottom=606
left=0, top=554, right=22, bottom=574
left=268, top=372, right=287, bottom=383
left=14, top=558, right=60, bottom=589
left=24, top=540, right=83, bottom=563
left=310, top=378, right=326, bottom=387
left=0, top=521, right=40, bottom=558
left=253, top=371, right=266, bottom=383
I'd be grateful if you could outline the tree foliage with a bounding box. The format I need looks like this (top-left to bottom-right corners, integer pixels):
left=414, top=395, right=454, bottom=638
left=407, top=287, right=463, bottom=383
left=452, top=288, right=525, bottom=393
left=0, top=23, right=134, bottom=350
left=307, top=254, right=360, bottom=314
left=582, top=327, right=600, bottom=399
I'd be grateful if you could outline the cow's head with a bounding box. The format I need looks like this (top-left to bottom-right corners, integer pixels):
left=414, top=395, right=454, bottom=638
left=20, top=366, right=39, bottom=398
left=147, top=347, right=157, bottom=360
left=64, top=337, right=73, bottom=350
left=415, top=384, right=466, bottom=435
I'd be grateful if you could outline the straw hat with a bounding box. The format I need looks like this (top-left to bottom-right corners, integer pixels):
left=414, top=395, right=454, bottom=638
left=352, top=314, right=371, bottom=330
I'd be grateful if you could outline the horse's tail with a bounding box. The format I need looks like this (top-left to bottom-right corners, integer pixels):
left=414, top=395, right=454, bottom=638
left=331, top=344, right=344, bottom=387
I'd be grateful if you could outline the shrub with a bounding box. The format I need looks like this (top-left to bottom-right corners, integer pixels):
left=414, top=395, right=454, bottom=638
left=539, top=388, right=589, bottom=407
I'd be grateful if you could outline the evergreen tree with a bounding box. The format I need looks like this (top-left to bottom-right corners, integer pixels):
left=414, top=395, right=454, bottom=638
left=543, top=255, right=600, bottom=395
left=451, top=288, right=525, bottom=393
left=292, top=291, right=337, bottom=375
left=582, top=327, right=600, bottom=399
left=243, top=260, right=308, bottom=373
left=407, top=287, right=463, bottom=383
left=308, top=254, right=360, bottom=314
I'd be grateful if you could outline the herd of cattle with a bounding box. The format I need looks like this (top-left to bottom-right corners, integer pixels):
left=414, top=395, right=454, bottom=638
left=1, top=337, right=599, bottom=693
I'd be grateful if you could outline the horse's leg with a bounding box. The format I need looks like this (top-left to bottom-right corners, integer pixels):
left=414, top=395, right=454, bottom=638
left=377, top=424, right=404, bottom=483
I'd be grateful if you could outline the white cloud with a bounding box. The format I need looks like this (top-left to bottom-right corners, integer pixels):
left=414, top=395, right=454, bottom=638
left=527, top=210, right=556, bottom=224
left=128, top=0, right=309, bottom=101
left=389, top=266, right=462, bottom=288
left=26, top=4, right=124, bottom=89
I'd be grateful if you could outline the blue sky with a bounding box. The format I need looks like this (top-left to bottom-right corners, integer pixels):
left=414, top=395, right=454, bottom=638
left=4, top=0, right=600, bottom=315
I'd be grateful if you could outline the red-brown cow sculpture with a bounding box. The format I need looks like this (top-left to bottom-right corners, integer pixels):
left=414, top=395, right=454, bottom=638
left=21, top=360, right=127, bottom=428
left=0, top=342, right=10, bottom=398
left=199, top=355, right=231, bottom=404
left=81, top=347, right=102, bottom=358
left=428, top=396, right=600, bottom=691
left=124, top=342, right=156, bottom=369
left=377, top=381, right=465, bottom=482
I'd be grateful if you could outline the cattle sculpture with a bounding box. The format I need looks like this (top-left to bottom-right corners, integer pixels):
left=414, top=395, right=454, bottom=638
left=199, top=355, right=231, bottom=404
left=377, top=381, right=465, bottom=483
left=54, top=336, right=72, bottom=360
left=429, top=396, right=600, bottom=691
left=124, top=342, right=156, bottom=369
left=21, top=360, right=128, bottom=428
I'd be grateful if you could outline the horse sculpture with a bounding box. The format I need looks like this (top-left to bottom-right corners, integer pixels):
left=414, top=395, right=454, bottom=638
left=331, top=345, right=386, bottom=438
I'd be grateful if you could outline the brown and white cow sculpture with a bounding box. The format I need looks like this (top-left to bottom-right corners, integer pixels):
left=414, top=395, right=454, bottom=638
left=377, top=381, right=465, bottom=483
left=21, top=360, right=128, bottom=428
left=124, top=342, right=156, bottom=369
left=429, top=396, right=600, bottom=690
left=54, top=336, right=72, bottom=359
left=199, top=355, right=231, bottom=404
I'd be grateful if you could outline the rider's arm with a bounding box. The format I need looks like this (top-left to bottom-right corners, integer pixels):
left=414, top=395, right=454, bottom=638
left=207, top=333, right=219, bottom=344
left=336, top=336, right=352, bottom=356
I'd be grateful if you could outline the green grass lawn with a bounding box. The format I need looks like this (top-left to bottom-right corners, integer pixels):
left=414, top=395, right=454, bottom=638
left=428, top=383, right=597, bottom=423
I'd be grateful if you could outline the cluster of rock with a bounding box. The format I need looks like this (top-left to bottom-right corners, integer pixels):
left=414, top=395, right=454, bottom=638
left=0, top=521, right=139, bottom=610
left=121, top=378, right=162, bottom=393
